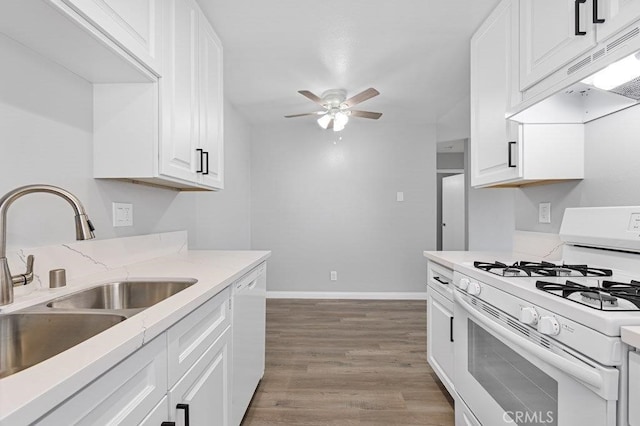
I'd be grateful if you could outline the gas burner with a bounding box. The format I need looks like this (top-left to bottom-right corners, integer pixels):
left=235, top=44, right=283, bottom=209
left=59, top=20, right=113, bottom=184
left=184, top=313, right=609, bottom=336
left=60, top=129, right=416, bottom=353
left=503, top=268, right=524, bottom=277
left=537, top=279, right=640, bottom=311
left=580, top=291, right=618, bottom=306
left=474, top=260, right=613, bottom=278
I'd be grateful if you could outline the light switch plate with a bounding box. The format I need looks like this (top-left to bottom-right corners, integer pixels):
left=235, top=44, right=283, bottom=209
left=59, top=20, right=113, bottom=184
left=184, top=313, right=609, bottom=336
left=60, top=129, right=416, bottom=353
left=112, top=202, right=133, bottom=227
left=397, top=192, right=404, bottom=202
left=539, top=202, right=551, bottom=224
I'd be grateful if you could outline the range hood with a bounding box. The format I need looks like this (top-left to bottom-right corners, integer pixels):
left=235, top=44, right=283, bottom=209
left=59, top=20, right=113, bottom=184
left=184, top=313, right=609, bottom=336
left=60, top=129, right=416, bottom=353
left=508, top=25, right=640, bottom=124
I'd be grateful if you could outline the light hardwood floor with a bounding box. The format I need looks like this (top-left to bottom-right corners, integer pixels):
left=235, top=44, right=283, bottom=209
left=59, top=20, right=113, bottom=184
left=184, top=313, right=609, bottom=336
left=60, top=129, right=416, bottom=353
left=241, top=299, right=454, bottom=426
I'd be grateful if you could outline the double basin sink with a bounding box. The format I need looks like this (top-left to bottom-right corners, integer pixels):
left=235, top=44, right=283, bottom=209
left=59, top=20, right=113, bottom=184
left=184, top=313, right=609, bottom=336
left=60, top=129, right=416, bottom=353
left=0, top=279, right=197, bottom=379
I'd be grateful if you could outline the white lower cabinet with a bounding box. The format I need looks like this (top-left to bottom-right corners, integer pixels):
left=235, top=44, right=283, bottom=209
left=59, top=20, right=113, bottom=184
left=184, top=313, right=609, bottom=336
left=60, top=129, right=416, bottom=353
left=140, top=397, right=170, bottom=425
left=168, top=327, right=231, bottom=426
left=36, top=336, right=168, bottom=425
left=426, top=261, right=455, bottom=397
left=37, top=288, right=233, bottom=425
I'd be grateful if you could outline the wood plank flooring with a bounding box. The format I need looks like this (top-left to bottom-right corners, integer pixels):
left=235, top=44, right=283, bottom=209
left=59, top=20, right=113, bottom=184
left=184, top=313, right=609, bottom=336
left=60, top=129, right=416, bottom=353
left=241, top=299, right=454, bottom=426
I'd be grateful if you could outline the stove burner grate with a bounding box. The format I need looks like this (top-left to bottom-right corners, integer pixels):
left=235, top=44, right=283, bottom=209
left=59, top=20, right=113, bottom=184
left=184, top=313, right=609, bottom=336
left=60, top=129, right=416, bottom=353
left=537, top=279, right=640, bottom=311
left=474, top=261, right=613, bottom=278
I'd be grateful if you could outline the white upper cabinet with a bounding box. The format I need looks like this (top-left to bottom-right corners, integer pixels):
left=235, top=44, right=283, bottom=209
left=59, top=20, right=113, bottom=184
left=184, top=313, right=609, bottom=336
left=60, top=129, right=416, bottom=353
left=159, top=0, right=224, bottom=190
left=520, top=0, right=598, bottom=91
left=520, top=0, right=640, bottom=95
left=596, top=0, right=640, bottom=41
left=60, top=0, right=162, bottom=75
left=471, top=0, right=586, bottom=188
left=198, top=18, right=224, bottom=189
left=160, top=0, right=200, bottom=184
left=470, top=0, right=522, bottom=187
left=94, top=0, right=224, bottom=191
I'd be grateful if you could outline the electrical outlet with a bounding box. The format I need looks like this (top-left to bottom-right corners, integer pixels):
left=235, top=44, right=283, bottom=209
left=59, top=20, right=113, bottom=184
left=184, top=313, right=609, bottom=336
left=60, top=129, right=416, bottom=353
left=330, top=271, right=337, bottom=281
left=112, top=202, right=133, bottom=227
left=539, top=202, right=551, bottom=224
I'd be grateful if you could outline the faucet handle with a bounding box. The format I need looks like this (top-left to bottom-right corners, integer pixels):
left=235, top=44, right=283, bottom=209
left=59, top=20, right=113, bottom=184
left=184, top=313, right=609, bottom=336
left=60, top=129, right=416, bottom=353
left=12, top=254, right=34, bottom=286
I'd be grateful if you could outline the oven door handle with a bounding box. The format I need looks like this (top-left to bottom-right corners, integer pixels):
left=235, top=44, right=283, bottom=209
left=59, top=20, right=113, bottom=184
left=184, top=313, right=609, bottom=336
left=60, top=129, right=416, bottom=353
left=454, top=291, right=604, bottom=390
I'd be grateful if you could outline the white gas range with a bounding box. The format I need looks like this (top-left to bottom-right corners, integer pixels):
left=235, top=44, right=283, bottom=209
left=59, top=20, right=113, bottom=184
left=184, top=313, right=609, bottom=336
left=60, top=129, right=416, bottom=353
left=452, top=206, right=640, bottom=426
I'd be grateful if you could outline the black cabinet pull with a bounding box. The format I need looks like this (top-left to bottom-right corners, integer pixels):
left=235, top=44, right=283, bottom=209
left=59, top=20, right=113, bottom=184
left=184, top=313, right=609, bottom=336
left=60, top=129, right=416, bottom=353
left=593, top=0, right=605, bottom=23
left=450, top=317, right=454, bottom=343
left=177, top=403, right=190, bottom=426
left=507, top=141, right=517, bottom=168
left=433, top=276, right=449, bottom=286
left=575, top=0, right=587, bottom=35
left=203, top=151, right=209, bottom=175
left=196, top=149, right=204, bottom=173
left=161, top=422, right=176, bottom=426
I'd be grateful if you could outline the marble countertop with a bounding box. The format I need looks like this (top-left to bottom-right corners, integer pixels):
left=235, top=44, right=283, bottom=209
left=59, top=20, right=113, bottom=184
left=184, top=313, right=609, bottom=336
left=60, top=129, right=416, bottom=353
left=0, top=248, right=270, bottom=424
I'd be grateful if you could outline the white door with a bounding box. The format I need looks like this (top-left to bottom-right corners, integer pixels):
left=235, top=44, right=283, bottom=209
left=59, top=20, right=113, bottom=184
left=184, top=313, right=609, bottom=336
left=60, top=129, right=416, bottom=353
left=442, top=174, right=465, bottom=251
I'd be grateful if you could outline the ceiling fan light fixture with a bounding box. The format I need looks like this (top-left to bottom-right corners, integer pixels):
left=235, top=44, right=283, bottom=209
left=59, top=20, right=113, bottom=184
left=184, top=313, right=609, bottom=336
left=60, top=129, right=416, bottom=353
left=317, top=113, right=332, bottom=129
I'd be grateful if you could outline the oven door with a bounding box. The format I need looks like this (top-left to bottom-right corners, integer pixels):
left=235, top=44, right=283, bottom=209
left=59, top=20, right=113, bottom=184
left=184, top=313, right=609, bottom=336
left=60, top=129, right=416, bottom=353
left=453, top=290, right=619, bottom=426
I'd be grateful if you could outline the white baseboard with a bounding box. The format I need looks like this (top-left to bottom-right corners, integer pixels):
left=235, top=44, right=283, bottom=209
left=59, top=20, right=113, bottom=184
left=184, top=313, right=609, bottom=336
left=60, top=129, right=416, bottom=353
left=267, top=291, right=427, bottom=300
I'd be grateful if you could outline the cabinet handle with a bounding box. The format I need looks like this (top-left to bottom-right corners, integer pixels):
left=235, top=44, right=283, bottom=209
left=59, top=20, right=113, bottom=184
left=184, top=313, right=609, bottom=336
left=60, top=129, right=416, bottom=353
left=450, top=317, right=454, bottom=343
left=575, top=0, right=587, bottom=35
left=507, top=141, right=517, bottom=168
left=177, top=403, right=190, bottom=426
left=196, top=149, right=204, bottom=173
left=161, top=423, right=176, bottom=426
left=593, top=0, right=605, bottom=23
left=433, top=276, right=449, bottom=286
left=203, top=151, right=209, bottom=175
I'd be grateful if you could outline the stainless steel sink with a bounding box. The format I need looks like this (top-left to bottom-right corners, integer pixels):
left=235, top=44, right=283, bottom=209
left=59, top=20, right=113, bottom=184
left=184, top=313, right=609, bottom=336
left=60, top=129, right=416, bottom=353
left=46, top=280, right=197, bottom=310
left=0, top=313, right=126, bottom=378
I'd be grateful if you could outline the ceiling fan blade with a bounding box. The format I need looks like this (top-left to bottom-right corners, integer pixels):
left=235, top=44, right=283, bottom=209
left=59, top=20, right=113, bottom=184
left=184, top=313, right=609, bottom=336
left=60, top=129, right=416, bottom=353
left=298, top=90, right=325, bottom=106
left=284, top=111, right=325, bottom=118
left=349, top=110, right=383, bottom=120
left=343, top=88, right=379, bottom=108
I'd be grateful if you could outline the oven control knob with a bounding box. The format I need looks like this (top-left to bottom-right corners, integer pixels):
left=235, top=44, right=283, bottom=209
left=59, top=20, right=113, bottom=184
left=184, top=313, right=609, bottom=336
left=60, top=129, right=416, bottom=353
left=458, top=278, right=470, bottom=291
left=467, top=282, right=481, bottom=296
left=519, top=307, right=539, bottom=325
left=537, top=316, right=560, bottom=336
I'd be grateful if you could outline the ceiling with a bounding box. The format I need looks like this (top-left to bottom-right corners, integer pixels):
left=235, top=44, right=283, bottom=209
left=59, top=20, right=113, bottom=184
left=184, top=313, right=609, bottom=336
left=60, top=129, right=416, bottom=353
left=198, top=0, right=501, bottom=131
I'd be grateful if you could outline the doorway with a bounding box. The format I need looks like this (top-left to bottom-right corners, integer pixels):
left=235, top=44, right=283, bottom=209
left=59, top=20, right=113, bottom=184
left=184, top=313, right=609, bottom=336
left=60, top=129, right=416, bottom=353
left=436, top=139, right=467, bottom=251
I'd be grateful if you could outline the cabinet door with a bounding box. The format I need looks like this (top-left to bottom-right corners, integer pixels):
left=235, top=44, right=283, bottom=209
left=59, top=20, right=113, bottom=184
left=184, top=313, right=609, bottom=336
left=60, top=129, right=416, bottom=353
left=36, top=336, right=168, bottom=425
left=140, top=396, right=170, bottom=425
left=520, top=0, right=597, bottom=90
left=427, top=288, right=454, bottom=396
left=160, top=0, right=200, bottom=184
left=470, top=0, right=522, bottom=187
left=169, top=327, right=232, bottom=426
left=597, top=0, right=640, bottom=41
left=198, top=15, right=224, bottom=190
left=60, top=0, right=161, bottom=74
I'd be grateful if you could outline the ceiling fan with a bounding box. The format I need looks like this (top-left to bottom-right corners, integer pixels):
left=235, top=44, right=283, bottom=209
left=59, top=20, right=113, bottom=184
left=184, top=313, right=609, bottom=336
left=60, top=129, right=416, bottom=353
left=285, top=88, right=382, bottom=131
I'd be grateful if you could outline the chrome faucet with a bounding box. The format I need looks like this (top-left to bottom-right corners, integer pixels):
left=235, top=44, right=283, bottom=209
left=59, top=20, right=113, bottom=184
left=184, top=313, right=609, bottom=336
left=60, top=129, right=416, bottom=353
left=0, top=185, right=95, bottom=306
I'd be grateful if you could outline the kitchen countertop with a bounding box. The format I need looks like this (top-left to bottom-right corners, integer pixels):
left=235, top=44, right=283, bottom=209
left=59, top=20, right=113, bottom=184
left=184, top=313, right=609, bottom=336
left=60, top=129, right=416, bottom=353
left=621, top=326, right=640, bottom=348
left=0, top=249, right=270, bottom=424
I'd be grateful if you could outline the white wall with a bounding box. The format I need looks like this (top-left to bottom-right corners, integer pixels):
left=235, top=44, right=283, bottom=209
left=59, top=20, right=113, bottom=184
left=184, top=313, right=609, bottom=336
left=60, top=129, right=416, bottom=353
left=251, top=121, right=436, bottom=294
left=0, top=35, right=251, bottom=257
left=515, top=105, right=640, bottom=233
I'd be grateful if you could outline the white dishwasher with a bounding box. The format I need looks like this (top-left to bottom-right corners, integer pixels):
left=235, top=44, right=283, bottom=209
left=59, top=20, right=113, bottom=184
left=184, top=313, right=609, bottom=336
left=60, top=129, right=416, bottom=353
left=231, top=262, right=267, bottom=426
